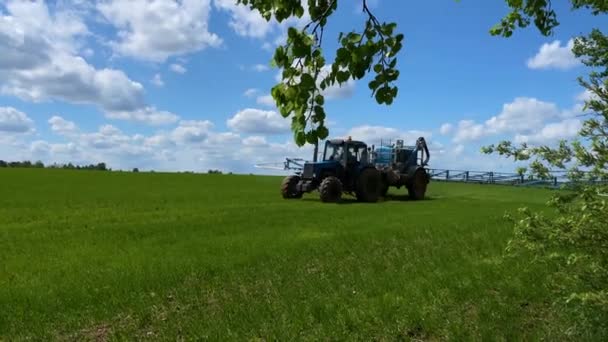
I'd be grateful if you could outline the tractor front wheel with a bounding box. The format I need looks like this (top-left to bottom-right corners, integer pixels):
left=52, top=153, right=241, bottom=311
left=319, top=176, right=342, bottom=203
left=356, top=168, right=381, bottom=202
left=281, top=175, right=303, bottom=199
left=408, top=168, right=428, bottom=200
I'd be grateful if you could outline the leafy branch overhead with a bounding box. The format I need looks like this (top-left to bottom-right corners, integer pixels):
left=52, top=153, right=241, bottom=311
left=236, top=0, right=403, bottom=146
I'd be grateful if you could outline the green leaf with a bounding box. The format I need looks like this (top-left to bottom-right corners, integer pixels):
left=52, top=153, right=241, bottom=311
left=294, top=5, right=304, bottom=18
left=317, top=125, right=329, bottom=139
left=300, top=73, right=315, bottom=89
left=315, top=94, right=324, bottom=105
left=336, top=70, right=350, bottom=83
left=348, top=33, right=362, bottom=44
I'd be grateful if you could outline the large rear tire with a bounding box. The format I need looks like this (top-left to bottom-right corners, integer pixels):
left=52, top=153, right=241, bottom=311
left=319, top=176, right=342, bottom=203
left=408, top=168, right=428, bottom=200
left=380, top=174, right=389, bottom=197
left=281, top=175, right=303, bottom=199
left=356, top=168, right=381, bottom=202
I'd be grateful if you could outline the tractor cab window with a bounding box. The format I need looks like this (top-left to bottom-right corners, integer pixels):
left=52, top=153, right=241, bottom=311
left=324, top=143, right=344, bottom=161
left=346, top=146, right=358, bottom=163
left=346, top=144, right=367, bottom=163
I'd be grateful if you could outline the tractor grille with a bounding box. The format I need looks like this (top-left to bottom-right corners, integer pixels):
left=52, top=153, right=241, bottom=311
left=302, top=164, right=314, bottom=179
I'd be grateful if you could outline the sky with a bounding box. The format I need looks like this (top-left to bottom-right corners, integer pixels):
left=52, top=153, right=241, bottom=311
left=0, top=0, right=606, bottom=174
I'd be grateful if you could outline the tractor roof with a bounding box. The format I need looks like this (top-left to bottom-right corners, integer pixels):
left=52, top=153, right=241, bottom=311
left=328, top=138, right=366, bottom=146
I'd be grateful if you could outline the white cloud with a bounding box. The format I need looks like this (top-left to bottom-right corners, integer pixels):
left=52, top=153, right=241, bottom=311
left=213, top=0, right=310, bottom=40
left=49, top=116, right=78, bottom=135
left=30, top=140, right=51, bottom=156
left=527, top=39, right=580, bottom=70
left=346, top=125, right=431, bottom=146
left=243, top=135, right=268, bottom=146
left=485, top=97, right=559, bottom=133
left=151, top=73, right=164, bottom=87
left=256, top=94, right=275, bottom=107
left=170, top=63, right=187, bottom=74
left=171, top=120, right=214, bottom=144
left=105, top=107, right=179, bottom=125
left=243, top=88, right=259, bottom=98
left=227, top=108, right=289, bottom=134
left=213, top=0, right=275, bottom=38
left=0, top=107, right=34, bottom=133
left=453, top=120, right=485, bottom=143
left=253, top=64, right=269, bottom=72
left=0, top=1, right=175, bottom=124
left=514, top=119, right=582, bottom=144
left=451, top=97, right=560, bottom=142
left=97, top=0, right=221, bottom=62
left=439, top=123, right=453, bottom=135
left=453, top=144, right=464, bottom=156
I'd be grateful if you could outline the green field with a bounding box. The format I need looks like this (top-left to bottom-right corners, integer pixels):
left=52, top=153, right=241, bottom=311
left=1, top=168, right=568, bottom=340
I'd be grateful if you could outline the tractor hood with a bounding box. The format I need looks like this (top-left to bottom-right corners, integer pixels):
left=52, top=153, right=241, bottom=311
left=302, top=160, right=340, bottom=179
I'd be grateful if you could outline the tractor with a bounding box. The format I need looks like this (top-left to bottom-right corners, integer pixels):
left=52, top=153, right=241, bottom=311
left=281, top=137, right=382, bottom=202
left=281, top=136, right=431, bottom=202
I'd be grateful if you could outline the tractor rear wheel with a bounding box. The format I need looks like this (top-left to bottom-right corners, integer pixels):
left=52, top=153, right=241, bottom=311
left=408, top=168, right=428, bottom=200
left=281, top=175, right=303, bottom=199
left=319, top=176, right=342, bottom=203
left=356, top=168, right=381, bottom=202
left=380, top=175, right=389, bottom=197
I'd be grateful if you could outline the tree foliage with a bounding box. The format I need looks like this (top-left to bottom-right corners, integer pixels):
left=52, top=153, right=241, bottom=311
left=236, top=0, right=403, bottom=146
left=482, top=2, right=608, bottom=335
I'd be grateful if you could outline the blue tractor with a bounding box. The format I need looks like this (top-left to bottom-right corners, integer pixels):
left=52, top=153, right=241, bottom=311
left=281, top=137, right=382, bottom=202
left=281, top=136, right=431, bottom=202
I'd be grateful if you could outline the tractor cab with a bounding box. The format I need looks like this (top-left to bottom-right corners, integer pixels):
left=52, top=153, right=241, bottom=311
left=323, top=138, right=370, bottom=167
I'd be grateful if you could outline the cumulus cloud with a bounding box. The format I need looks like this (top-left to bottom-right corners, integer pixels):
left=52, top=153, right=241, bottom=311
left=253, top=64, right=269, bottom=72
left=514, top=119, right=582, bottom=144
left=151, top=73, right=164, bottom=87
left=105, top=107, right=179, bottom=125
left=527, top=39, right=580, bottom=70
left=485, top=97, right=559, bottom=133
left=49, top=116, right=78, bottom=135
left=244, top=88, right=259, bottom=98
left=0, top=107, right=34, bottom=133
left=439, top=123, right=453, bottom=135
left=0, top=1, right=176, bottom=125
left=346, top=125, right=431, bottom=146
left=97, top=0, right=221, bottom=62
left=170, top=63, right=187, bottom=74
left=213, top=0, right=274, bottom=38
left=452, top=97, right=560, bottom=142
left=171, top=120, right=214, bottom=143
left=214, top=0, right=310, bottom=42
left=453, top=120, right=486, bottom=143
left=243, top=135, right=268, bottom=146
left=256, top=94, right=275, bottom=107
left=227, top=108, right=289, bottom=134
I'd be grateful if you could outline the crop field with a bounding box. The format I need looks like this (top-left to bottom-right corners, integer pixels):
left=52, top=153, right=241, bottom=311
left=1, top=168, right=570, bottom=340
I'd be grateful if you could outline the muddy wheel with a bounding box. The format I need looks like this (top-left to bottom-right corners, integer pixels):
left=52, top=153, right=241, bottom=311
left=319, top=176, right=342, bottom=203
left=356, top=167, right=381, bottom=202
left=380, top=177, right=389, bottom=197
left=408, top=168, right=428, bottom=200
left=281, top=175, right=302, bottom=199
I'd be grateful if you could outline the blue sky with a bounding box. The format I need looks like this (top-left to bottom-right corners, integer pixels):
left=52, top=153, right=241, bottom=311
left=0, top=0, right=605, bottom=173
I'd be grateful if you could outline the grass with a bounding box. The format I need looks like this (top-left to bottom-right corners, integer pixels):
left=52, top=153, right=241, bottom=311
left=0, top=168, right=568, bottom=340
